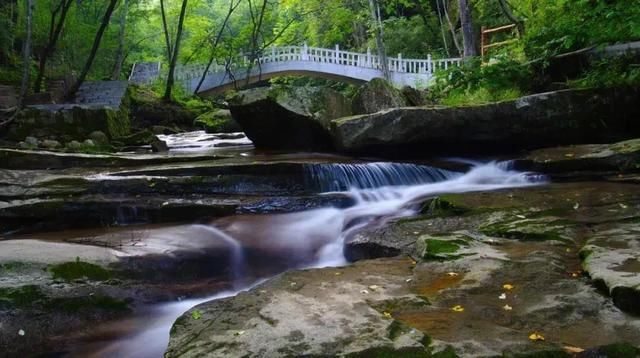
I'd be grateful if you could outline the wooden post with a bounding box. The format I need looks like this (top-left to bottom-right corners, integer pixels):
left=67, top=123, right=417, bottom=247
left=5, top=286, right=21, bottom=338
left=481, top=26, right=486, bottom=59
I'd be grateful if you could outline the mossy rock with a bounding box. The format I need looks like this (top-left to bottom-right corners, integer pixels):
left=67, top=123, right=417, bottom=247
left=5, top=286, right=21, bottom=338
left=49, top=260, right=115, bottom=282
left=352, top=78, right=410, bottom=115
left=420, top=197, right=471, bottom=217
left=194, top=109, right=242, bottom=133
left=115, top=129, right=156, bottom=146
left=46, top=294, right=129, bottom=313
left=0, top=285, right=46, bottom=309
left=479, top=215, right=575, bottom=244
left=415, top=234, right=471, bottom=261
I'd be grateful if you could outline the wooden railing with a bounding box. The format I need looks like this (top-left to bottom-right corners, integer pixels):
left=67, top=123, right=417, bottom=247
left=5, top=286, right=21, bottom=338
left=481, top=24, right=519, bottom=59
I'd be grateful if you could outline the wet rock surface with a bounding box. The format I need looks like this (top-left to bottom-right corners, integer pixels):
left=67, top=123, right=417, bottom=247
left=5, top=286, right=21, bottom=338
left=168, top=180, right=640, bottom=357
left=331, top=86, right=640, bottom=156
left=229, top=86, right=352, bottom=150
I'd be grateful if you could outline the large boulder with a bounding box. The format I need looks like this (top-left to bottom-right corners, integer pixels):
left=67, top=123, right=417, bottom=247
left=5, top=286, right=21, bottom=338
left=6, top=105, right=130, bottom=143
left=331, top=86, right=640, bottom=156
left=228, top=86, right=352, bottom=151
left=352, top=78, right=410, bottom=114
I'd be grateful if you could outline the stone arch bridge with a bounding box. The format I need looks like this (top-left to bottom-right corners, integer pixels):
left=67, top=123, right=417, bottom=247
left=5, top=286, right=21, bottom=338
left=129, top=45, right=462, bottom=95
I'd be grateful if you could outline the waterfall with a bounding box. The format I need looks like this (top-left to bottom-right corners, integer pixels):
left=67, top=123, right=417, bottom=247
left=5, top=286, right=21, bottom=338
left=304, top=162, right=459, bottom=191
left=192, top=224, right=245, bottom=288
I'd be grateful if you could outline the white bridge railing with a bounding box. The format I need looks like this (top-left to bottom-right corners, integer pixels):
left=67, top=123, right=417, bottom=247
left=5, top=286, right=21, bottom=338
left=172, top=44, right=462, bottom=86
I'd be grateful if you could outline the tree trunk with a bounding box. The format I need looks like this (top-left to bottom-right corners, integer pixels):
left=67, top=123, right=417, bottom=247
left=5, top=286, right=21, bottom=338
left=442, top=0, right=462, bottom=56
left=34, top=0, right=73, bottom=93
left=160, top=0, right=173, bottom=63
left=195, top=0, right=240, bottom=94
left=458, top=0, right=477, bottom=57
left=163, top=0, right=189, bottom=102
left=65, top=0, right=119, bottom=100
left=433, top=0, right=451, bottom=57
left=111, top=0, right=127, bottom=80
left=368, top=0, right=389, bottom=80
left=18, top=0, right=33, bottom=109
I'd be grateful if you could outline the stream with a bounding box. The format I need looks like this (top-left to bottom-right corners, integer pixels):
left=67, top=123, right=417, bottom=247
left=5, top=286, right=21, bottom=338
left=79, top=156, right=543, bottom=356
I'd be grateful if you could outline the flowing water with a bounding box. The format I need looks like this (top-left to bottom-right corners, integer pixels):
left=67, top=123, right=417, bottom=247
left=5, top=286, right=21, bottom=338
left=75, top=160, right=544, bottom=357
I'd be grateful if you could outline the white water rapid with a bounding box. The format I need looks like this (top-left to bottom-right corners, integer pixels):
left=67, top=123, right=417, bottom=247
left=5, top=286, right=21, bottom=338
left=89, top=161, right=544, bottom=358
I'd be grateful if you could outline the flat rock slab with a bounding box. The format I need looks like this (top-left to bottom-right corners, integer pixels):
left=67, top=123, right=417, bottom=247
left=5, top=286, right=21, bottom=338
left=167, top=257, right=431, bottom=358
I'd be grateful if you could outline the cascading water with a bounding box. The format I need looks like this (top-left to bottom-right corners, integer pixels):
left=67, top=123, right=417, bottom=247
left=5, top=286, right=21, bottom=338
left=304, top=162, right=459, bottom=191
left=91, top=161, right=545, bottom=358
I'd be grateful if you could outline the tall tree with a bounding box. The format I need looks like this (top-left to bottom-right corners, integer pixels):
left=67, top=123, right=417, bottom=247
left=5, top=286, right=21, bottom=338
left=194, top=0, right=241, bottom=94
left=160, top=0, right=173, bottom=62
left=34, top=0, right=73, bottom=93
left=497, top=0, right=524, bottom=35
left=368, top=0, right=389, bottom=80
left=19, top=0, right=34, bottom=108
left=458, top=0, right=477, bottom=57
left=65, top=0, right=120, bottom=100
left=111, top=0, right=128, bottom=80
left=163, top=0, right=189, bottom=101
left=442, top=0, right=462, bottom=56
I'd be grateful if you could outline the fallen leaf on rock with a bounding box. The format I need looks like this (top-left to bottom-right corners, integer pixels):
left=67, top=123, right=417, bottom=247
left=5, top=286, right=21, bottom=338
left=563, top=345, right=584, bottom=353
left=383, top=311, right=392, bottom=318
left=334, top=272, right=342, bottom=276
left=619, top=203, right=628, bottom=209
left=529, top=333, right=545, bottom=341
left=405, top=278, right=413, bottom=283
left=451, top=305, right=465, bottom=312
left=503, top=284, right=514, bottom=290
left=516, top=215, right=526, bottom=219
left=368, top=285, right=380, bottom=290
left=499, top=293, right=507, bottom=300
left=564, top=153, right=575, bottom=158
left=573, top=203, right=580, bottom=210
left=360, top=289, right=369, bottom=294
left=447, top=272, right=459, bottom=277
left=503, top=304, right=513, bottom=311
left=234, top=330, right=246, bottom=336
left=18, top=329, right=25, bottom=336
left=191, top=310, right=202, bottom=320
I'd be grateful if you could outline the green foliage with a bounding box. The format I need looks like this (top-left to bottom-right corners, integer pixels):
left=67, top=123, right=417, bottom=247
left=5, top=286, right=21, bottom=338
left=429, top=58, right=531, bottom=106
left=49, top=259, right=114, bottom=282
left=569, top=56, right=640, bottom=89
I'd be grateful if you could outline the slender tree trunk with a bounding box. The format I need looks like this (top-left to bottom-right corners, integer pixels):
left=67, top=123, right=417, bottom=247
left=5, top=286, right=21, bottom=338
left=111, top=0, right=127, bottom=80
left=65, top=0, right=119, bottom=100
left=458, top=0, right=477, bottom=57
left=163, top=0, right=188, bottom=101
left=195, top=0, right=240, bottom=94
left=434, top=0, right=451, bottom=57
left=34, top=0, right=73, bottom=93
left=160, top=0, right=173, bottom=63
left=368, top=0, right=389, bottom=80
left=18, top=0, right=34, bottom=108
left=442, top=0, right=462, bottom=56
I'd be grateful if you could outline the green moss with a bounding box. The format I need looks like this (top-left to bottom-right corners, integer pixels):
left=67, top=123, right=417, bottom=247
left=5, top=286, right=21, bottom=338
left=49, top=259, right=115, bottom=282
left=417, top=236, right=471, bottom=261
left=0, top=261, right=31, bottom=273
left=479, top=221, right=571, bottom=243
left=596, top=342, right=640, bottom=357
left=46, top=294, right=129, bottom=312
left=420, top=197, right=470, bottom=218
left=432, top=346, right=459, bottom=358
left=193, top=110, right=240, bottom=133
left=0, top=285, right=46, bottom=309
left=424, top=239, right=462, bottom=254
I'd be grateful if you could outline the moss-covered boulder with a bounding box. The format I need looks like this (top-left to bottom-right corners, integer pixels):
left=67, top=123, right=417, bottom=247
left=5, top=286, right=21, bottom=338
left=352, top=78, right=410, bottom=114
left=129, top=85, right=198, bottom=130
left=7, top=105, right=130, bottom=143
left=228, top=85, right=352, bottom=150
left=193, top=109, right=241, bottom=133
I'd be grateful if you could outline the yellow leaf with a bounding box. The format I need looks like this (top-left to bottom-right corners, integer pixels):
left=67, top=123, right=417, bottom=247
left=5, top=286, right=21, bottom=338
left=451, top=305, right=465, bottom=312
left=383, top=311, right=392, bottom=318
left=503, top=284, right=514, bottom=290
left=529, top=333, right=545, bottom=341
left=334, top=272, right=342, bottom=276
left=564, top=153, right=575, bottom=157
left=503, top=304, right=513, bottom=311
left=447, top=272, right=459, bottom=277
left=498, top=293, right=507, bottom=300
left=564, top=345, right=585, bottom=353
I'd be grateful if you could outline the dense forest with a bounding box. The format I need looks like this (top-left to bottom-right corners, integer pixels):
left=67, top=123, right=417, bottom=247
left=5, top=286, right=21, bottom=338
left=1, top=0, right=638, bottom=106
